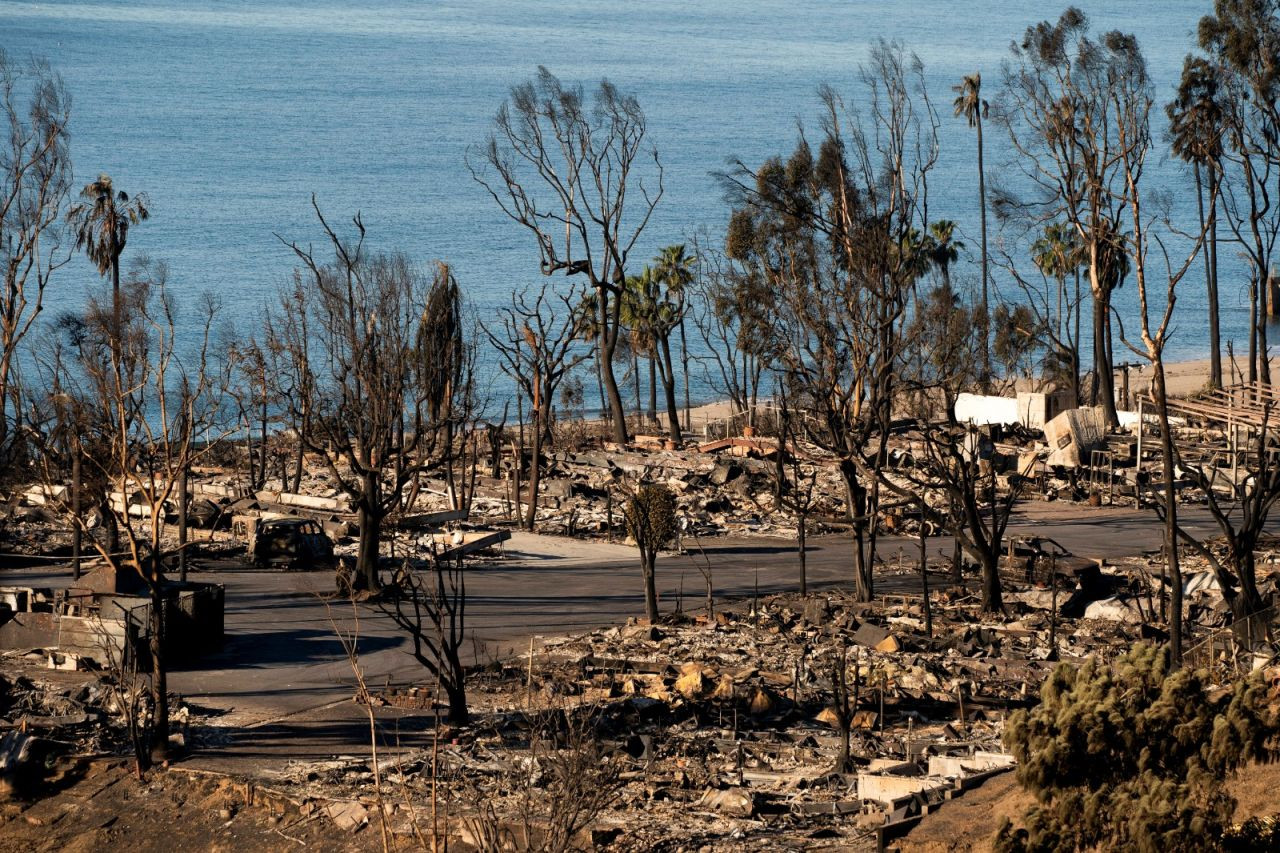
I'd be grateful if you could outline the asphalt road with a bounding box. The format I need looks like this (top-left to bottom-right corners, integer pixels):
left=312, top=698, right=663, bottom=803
left=0, top=502, right=1266, bottom=771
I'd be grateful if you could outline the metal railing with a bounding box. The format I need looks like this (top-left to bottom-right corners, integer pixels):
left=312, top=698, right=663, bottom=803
left=1183, top=603, right=1280, bottom=681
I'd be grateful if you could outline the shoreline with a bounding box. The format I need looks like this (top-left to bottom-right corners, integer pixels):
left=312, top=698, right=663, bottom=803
left=669, top=353, right=1253, bottom=433
left=1124, top=353, right=1274, bottom=398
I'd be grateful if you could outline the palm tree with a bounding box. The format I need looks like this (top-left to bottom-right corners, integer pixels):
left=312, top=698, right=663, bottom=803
left=571, top=291, right=609, bottom=426
left=622, top=263, right=685, bottom=442
left=1033, top=222, right=1085, bottom=403
left=899, top=227, right=936, bottom=286
left=1169, top=56, right=1225, bottom=389
left=65, top=175, right=148, bottom=566
left=927, top=220, right=965, bottom=291
left=954, top=73, right=990, bottom=385
left=621, top=268, right=658, bottom=426
left=66, top=174, right=150, bottom=343
left=653, top=244, right=696, bottom=429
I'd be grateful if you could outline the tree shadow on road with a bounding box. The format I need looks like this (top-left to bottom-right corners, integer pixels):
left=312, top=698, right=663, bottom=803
left=174, top=628, right=402, bottom=670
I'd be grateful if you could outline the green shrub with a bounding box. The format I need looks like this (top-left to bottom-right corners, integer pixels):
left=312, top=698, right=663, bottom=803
left=996, top=643, right=1280, bottom=852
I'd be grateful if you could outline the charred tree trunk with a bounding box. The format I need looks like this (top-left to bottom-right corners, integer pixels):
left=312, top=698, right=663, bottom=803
left=1225, top=571, right=1267, bottom=626
left=641, top=551, right=659, bottom=622
left=1152, top=367, right=1183, bottom=664
left=658, top=337, right=682, bottom=444
left=103, top=498, right=120, bottom=562
left=798, top=515, right=808, bottom=596
left=1198, top=164, right=1222, bottom=390
left=1233, top=544, right=1266, bottom=617
left=148, top=569, right=169, bottom=765
left=71, top=453, right=82, bottom=580
left=1073, top=271, right=1083, bottom=405
left=178, top=465, right=188, bottom=583
left=919, top=501, right=933, bottom=637
left=291, top=432, right=305, bottom=495
left=647, top=355, right=657, bottom=425
left=831, top=644, right=852, bottom=773
left=1092, top=294, right=1119, bottom=428
left=525, top=409, right=543, bottom=531
left=444, top=679, right=469, bottom=726
left=1259, top=275, right=1272, bottom=387
left=979, top=549, right=1003, bottom=613
left=976, top=108, right=991, bottom=389
left=245, top=412, right=258, bottom=492
left=842, top=461, right=873, bottom=601
left=1211, top=537, right=1269, bottom=640
left=631, top=347, right=642, bottom=430
left=355, top=469, right=382, bottom=590
left=599, top=295, right=629, bottom=444
left=258, top=397, right=269, bottom=488
left=594, top=351, right=608, bottom=432
left=680, top=315, right=691, bottom=431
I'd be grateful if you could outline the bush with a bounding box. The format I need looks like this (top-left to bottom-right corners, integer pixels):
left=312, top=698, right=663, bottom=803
left=996, top=643, right=1280, bottom=852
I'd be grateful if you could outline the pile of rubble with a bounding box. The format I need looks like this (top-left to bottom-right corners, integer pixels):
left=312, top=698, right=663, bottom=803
left=246, top=566, right=1167, bottom=849
left=0, top=393, right=1217, bottom=570
left=0, top=650, right=228, bottom=800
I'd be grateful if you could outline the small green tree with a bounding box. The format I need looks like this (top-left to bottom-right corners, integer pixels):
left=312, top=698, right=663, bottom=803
left=997, top=643, right=1280, bottom=852
left=624, top=483, right=678, bottom=622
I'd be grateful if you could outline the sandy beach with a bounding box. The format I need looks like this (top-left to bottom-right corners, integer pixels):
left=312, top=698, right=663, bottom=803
left=1126, top=353, right=1275, bottom=398
left=670, top=353, right=1254, bottom=437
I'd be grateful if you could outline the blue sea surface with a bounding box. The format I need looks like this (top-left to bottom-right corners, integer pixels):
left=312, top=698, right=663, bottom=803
left=0, top=0, right=1247, bottom=404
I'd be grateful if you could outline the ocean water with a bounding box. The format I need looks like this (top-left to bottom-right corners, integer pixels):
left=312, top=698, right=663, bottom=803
left=0, top=0, right=1248, bottom=405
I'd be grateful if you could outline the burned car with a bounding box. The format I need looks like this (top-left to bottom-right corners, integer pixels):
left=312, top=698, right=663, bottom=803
left=250, top=518, right=336, bottom=570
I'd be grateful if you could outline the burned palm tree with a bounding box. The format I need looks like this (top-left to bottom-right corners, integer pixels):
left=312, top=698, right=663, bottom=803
left=953, top=73, right=990, bottom=383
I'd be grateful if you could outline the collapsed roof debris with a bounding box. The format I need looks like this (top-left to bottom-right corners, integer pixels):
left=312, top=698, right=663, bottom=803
left=3, top=383, right=1280, bottom=848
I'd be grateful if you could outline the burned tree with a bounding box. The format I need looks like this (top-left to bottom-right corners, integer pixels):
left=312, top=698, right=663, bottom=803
left=222, top=334, right=285, bottom=492
left=688, top=241, right=773, bottom=433
left=483, top=283, right=589, bottom=530
left=991, top=222, right=1085, bottom=401
left=902, top=273, right=980, bottom=421
left=1168, top=56, right=1225, bottom=391
left=775, top=385, right=818, bottom=595
left=417, top=261, right=475, bottom=515
left=277, top=200, right=469, bottom=591
left=623, top=482, right=678, bottom=623
left=469, top=67, right=663, bottom=444
left=263, top=280, right=315, bottom=495
left=0, top=51, right=71, bottom=458
left=38, top=260, right=223, bottom=766
left=894, top=270, right=1027, bottom=612
left=895, top=422, right=1034, bottom=613
left=382, top=558, right=470, bottom=724
left=1197, top=0, right=1280, bottom=389
left=998, top=8, right=1143, bottom=428
left=1174, top=404, right=1280, bottom=629
left=1103, top=26, right=1208, bottom=665
left=723, top=43, right=938, bottom=601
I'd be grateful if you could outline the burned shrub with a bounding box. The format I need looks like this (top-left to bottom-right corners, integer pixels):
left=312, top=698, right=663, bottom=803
left=624, top=483, right=678, bottom=622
